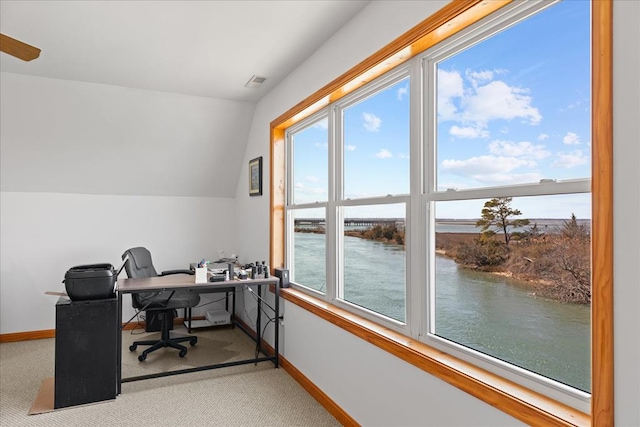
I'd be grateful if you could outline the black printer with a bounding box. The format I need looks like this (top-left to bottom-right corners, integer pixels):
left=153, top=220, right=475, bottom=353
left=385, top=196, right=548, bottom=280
left=63, top=263, right=117, bottom=301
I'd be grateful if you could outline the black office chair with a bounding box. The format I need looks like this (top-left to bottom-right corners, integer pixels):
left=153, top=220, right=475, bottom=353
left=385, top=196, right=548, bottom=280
left=121, top=247, right=200, bottom=361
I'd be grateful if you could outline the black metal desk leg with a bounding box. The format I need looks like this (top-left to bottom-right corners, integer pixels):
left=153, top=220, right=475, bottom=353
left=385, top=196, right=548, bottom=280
left=255, top=285, right=262, bottom=360
left=275, top=282, right=280, bottom=368
left=117, top=292, right=122, bottom=395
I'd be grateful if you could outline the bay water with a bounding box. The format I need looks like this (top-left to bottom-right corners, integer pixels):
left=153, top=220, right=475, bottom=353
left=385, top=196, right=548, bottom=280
left=293, top=231, right=591, bottom=392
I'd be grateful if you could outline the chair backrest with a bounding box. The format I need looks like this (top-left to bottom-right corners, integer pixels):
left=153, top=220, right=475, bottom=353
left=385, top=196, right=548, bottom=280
left=122, top=247, right=159, bottom=279
left=121, top=247, right=160, bottom=309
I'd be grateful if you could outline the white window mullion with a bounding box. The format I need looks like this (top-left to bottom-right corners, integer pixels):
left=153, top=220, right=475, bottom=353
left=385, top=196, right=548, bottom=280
left=407, top=58, right=423, bottom=339
left=326, top=105, right=340, bottom=303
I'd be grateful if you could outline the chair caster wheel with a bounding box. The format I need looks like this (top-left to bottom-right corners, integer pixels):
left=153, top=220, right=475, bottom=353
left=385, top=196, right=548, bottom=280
left=190, top=339, right=197, bottom=346
left=129, top=345, right=137, bottom=351
left=138, top=354, right=147, bottom=362
left=179, top=350, right=187, bottom=358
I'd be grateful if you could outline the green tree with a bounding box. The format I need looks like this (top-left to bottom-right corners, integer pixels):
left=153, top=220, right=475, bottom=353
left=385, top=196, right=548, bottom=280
left=476, top=197, right=530, bottom=247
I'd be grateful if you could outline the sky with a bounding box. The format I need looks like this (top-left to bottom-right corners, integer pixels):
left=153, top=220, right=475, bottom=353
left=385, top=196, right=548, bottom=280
left=290, top=0, right=591, bottom=220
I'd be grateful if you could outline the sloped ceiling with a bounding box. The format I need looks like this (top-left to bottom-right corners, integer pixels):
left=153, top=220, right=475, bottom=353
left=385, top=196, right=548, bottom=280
left=0, top=1, right=370, bottom=197
left=0, top=1, right=370, bottom=102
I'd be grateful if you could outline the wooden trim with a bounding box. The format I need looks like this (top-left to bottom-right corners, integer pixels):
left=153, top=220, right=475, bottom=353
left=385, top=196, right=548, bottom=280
left=270, top=125, right=286, bottom=273
left=0, top=316, right=194, bottom=341
left=278, top=355, right=360, bottom=427
left=269, top=0, right=613, bottom=425
left=270, top=0, right=510, bottom=132
left=281, top=288, right=589, bottom=427
left=0, top=330, right=55, bottom=343
left=591, top=1, right=614, bottom=425
left=233, top=316, right=359, bottom=426
left=269, top=0, right=511, bottom=271
left=2, top=316, right=357, bottom=425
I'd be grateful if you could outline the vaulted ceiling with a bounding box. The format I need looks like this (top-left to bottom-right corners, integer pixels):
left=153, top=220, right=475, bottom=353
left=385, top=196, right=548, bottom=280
left=1, top=1, right=370, bottom=103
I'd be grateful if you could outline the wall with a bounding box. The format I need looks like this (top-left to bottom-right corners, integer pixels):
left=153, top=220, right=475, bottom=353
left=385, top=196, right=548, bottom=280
left=0, top=74, right=244, bottom=334
left=1, top=73, right=254, bottom=198
left=236, top=1, right=640, bottom=425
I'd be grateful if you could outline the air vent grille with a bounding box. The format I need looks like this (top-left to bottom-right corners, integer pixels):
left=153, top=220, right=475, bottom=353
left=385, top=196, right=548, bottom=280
left=245, top=75, right=267, bottom=88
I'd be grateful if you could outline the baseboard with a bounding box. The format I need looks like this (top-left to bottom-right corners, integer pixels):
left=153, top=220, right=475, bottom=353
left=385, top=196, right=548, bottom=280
left=232, top=317, right=359, bottom=427
left=1, top=317, right=358, bottom=426
left=0, top=330, right=56, bottom=343
left=0, top=315, right=199, bottom=342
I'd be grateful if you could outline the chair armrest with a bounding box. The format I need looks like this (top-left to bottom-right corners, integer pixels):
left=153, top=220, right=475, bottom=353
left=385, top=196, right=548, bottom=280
left=159, top=269, right=195, bottom=276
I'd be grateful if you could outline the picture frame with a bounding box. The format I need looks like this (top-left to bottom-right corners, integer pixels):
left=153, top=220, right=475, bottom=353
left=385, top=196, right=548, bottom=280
left=249, top=156, right=262, bottom=196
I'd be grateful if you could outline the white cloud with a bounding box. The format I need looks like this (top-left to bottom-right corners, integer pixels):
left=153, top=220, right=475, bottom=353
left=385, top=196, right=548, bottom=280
left=437, top=68, right=542, bottom=131
left=294, top=186, right=327, bottom=203
left=538, top=133, right=549, bottom=141
left=466, top=70, right=494, bottom=88
left=396, top=85, right=408, bottom=101
left=488, top=140, right=550, bottom=160
left=362, top=112, right=382, bottom=132
left=562, top=132, right=581, bottom=145
left=375, top=149, right=393, bottom=159
left=295, top=182, right=304, bottom=189
left=312, top=118, right=328, bottom=130
left=305, top=176, right=319, bottom=183
left=461, top=80, right=542, bottom=125
left=437, top=69, right=464, bottom=121
left=449, top=125, right=489, bottom=139
left=314, top=142, right=328, bottom=149
left=441, top=155, right=535, bottom=175
left=345, top=144, right=356, bottom=151
left=561, top=97, right=588, bottom=112
left=472, top=172, right=543, bottom=185
left=552, top=150, right=589, bottom=168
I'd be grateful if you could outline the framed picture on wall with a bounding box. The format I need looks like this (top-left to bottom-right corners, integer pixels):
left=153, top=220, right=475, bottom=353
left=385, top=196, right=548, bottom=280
left=249, top=156, right=262, bottom=196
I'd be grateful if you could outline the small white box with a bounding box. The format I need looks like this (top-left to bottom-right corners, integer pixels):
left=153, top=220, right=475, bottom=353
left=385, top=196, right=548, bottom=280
left=206, top=309, right=231, bottom=326
left=195, top=267, right=207, bottom=283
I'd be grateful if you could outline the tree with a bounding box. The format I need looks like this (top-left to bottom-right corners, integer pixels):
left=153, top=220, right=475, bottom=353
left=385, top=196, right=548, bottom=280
left=560, top=213, right=589, bottom=240
left=476, top=197, right=530, bottom=247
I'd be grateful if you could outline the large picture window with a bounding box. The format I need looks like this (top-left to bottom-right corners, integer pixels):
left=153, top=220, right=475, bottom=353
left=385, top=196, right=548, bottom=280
left=274, top=0, right=611, bottom=423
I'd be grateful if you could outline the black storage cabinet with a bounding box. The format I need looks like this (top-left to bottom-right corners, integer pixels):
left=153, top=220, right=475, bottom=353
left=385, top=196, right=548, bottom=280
left=54, top=296, right=118, bottom=409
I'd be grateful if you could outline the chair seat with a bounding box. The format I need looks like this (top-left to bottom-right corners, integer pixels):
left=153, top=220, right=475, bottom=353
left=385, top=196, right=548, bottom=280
left=134, top=290, right=200, bottom=311
left=121, top=247, right=201, bottom=361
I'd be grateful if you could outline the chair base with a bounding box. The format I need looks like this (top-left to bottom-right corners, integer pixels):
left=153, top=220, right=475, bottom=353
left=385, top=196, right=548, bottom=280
left=130, top=310, right=197, bottom=361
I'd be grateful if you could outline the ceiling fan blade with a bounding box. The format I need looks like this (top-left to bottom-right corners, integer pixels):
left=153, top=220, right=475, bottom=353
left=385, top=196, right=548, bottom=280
left=0, top=34, right=41, bottom=61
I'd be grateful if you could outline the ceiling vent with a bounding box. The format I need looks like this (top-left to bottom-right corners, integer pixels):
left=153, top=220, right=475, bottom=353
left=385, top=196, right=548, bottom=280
left=245, top=75, right=267, bottom=89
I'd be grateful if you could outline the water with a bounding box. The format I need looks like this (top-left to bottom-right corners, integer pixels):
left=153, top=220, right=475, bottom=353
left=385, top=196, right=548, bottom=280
left=293, top=232, right=591, bottom=392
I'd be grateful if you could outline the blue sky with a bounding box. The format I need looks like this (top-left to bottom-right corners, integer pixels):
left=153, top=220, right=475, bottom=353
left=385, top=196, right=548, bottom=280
left=291, top=0, right=591, bottom=220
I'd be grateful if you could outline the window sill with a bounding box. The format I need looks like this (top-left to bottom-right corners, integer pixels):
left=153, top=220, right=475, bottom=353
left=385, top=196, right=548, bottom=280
left=275, top=286, right=590, bottom=427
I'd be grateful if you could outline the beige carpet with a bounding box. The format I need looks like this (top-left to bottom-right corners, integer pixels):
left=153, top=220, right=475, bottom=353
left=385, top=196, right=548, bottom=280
left=0, top=325, right=341, bottom=426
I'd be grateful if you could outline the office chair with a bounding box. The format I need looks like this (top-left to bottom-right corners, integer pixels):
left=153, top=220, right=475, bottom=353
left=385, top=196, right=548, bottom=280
left=121, top=247, right=200, bottom=361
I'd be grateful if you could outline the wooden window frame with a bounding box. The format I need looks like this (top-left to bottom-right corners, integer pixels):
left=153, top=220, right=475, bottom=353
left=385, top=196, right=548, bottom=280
left=270, top=1, right=613, bottom=425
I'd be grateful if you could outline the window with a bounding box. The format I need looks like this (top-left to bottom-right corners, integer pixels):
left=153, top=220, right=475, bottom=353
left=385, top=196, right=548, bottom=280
left=287, top=115, right=329, bottom=294
left=423, top=0, right=592, bottom=408
left=286, top=71, right=411, bottom=325
left=285, top=0, right=591, bottom=411
left=272, top=0, right=612, bottom=424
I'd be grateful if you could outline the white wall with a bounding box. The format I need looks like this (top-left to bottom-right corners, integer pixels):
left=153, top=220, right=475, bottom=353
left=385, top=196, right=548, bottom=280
left=0, top=73, right=254, bottom=198
left=0, top=75, right=244, bottom=334
left=236, top=1, right=640, bottom=425
left=0, top=192, right=238, bottom=334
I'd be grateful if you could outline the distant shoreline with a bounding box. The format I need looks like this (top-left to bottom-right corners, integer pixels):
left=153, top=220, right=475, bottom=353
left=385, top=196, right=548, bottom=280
left=296, top=228, right=590, bottom=304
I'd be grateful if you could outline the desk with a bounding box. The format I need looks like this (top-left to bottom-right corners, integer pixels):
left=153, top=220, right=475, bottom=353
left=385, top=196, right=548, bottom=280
left=116, top=274, right=280, bottom=393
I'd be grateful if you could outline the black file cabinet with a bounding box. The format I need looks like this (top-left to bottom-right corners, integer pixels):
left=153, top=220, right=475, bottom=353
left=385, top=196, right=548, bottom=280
left=54, top=296, right=118, bottom=409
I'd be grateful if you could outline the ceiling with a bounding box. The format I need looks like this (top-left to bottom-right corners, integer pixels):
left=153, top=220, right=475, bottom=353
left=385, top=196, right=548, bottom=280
left=0, top=1, right=370, bottom=103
